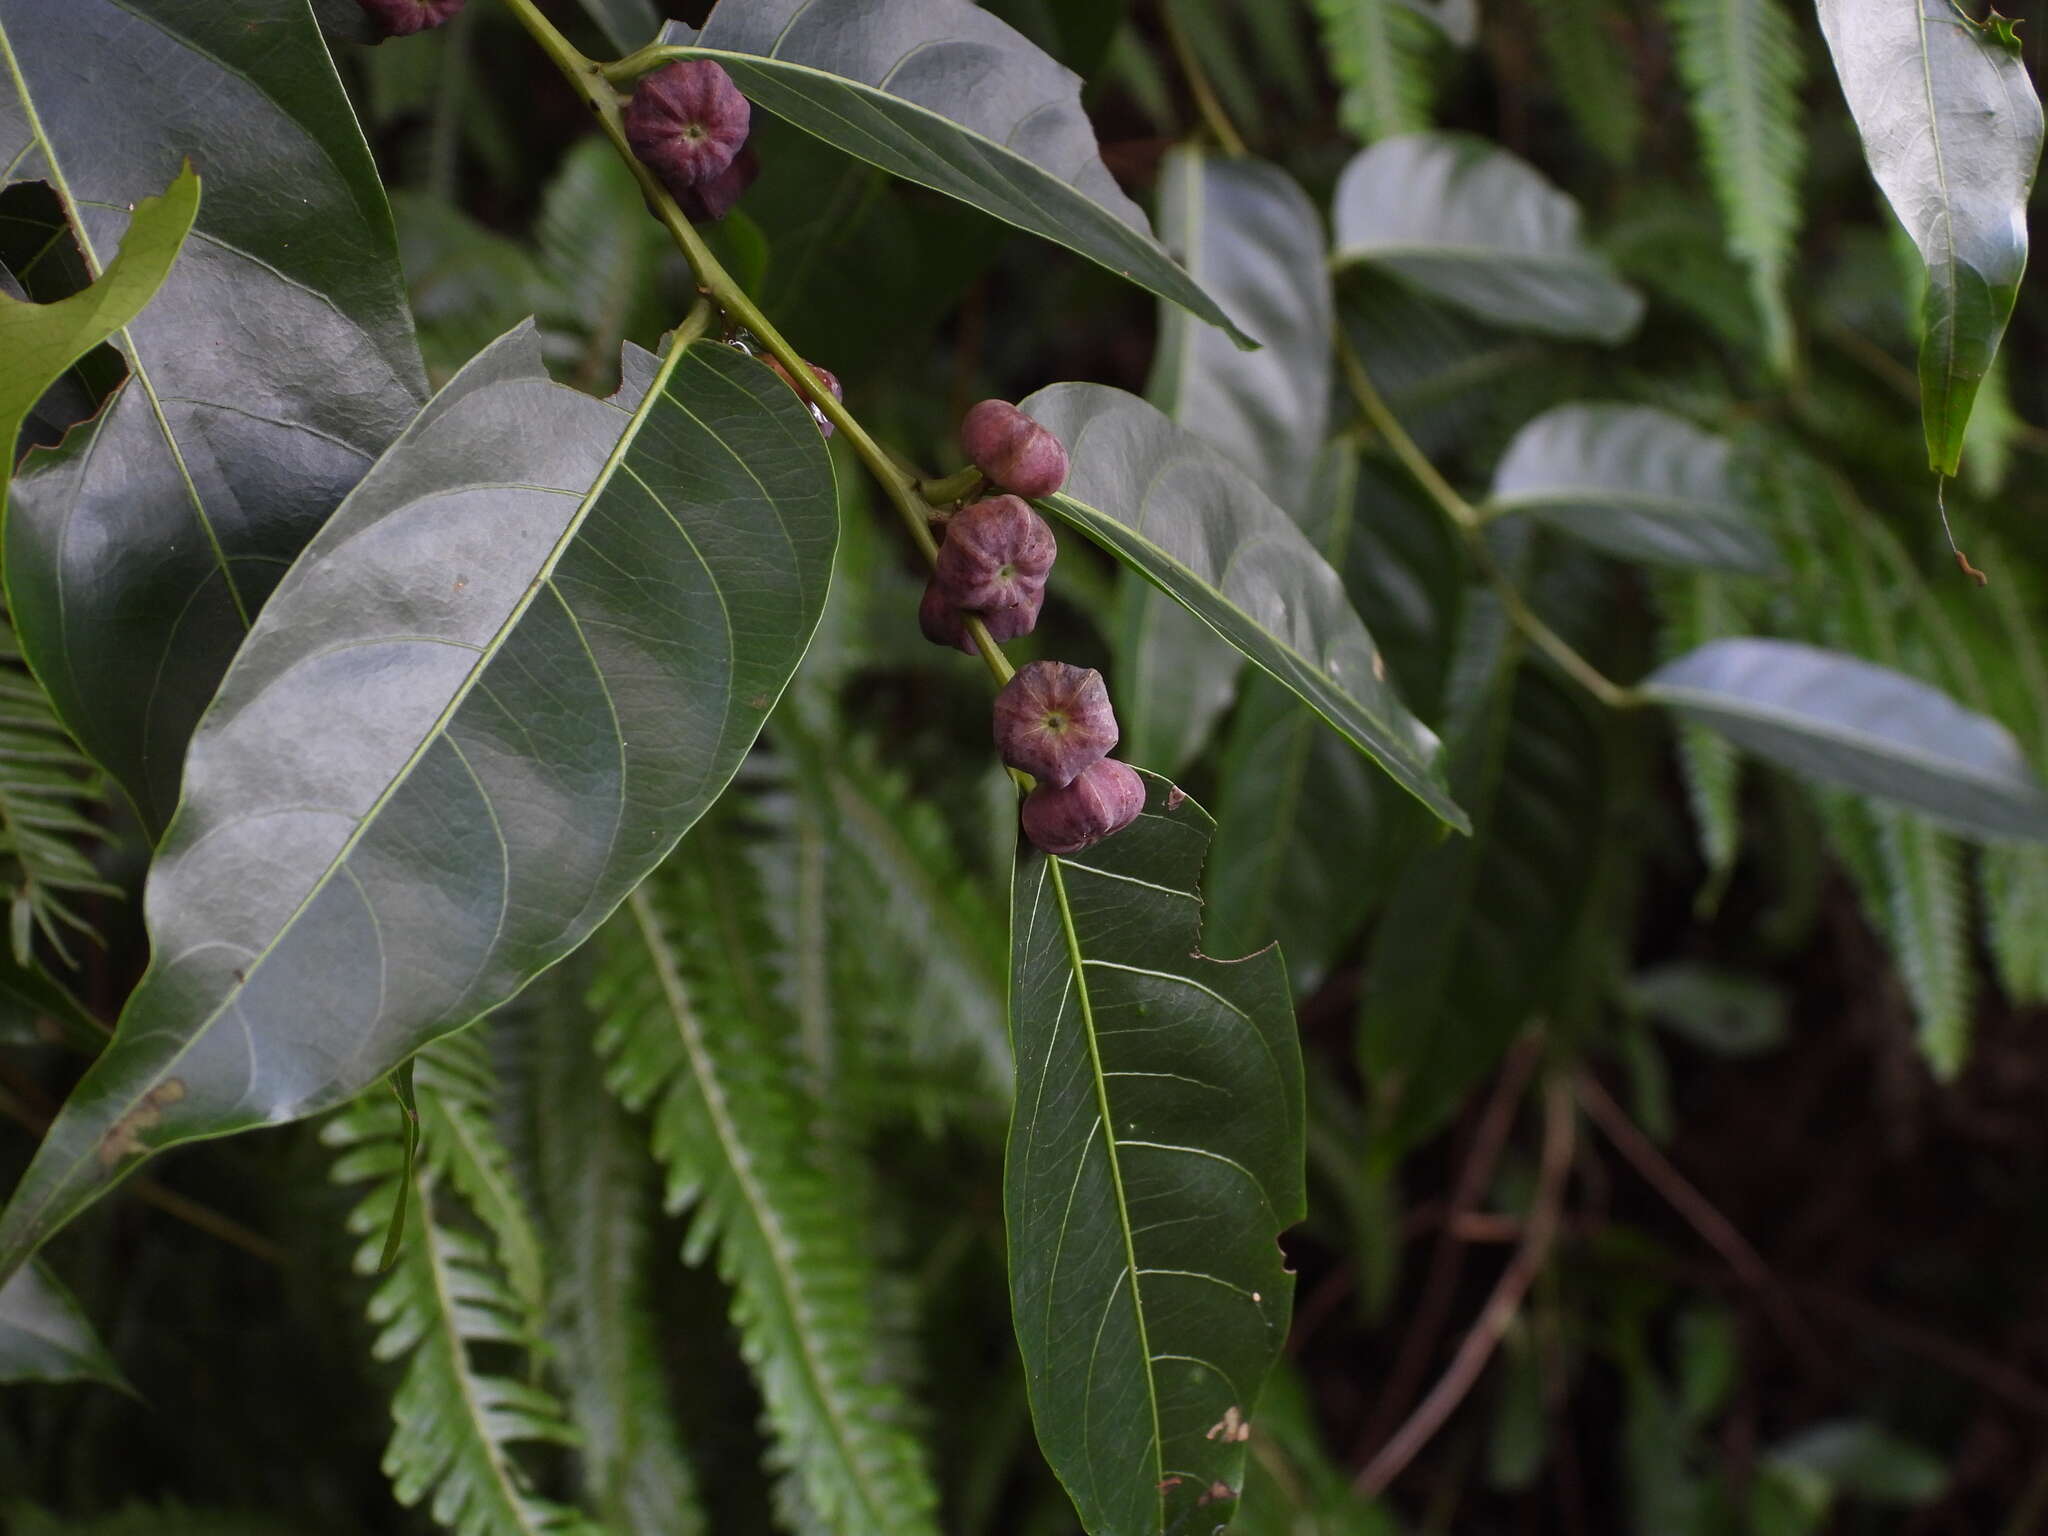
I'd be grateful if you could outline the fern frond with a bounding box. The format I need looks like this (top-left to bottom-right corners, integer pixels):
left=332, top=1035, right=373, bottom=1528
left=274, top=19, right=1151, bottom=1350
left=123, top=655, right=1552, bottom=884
left=415, top=1026, right=549, bottom=1316
left=1314, top=0, right=1443, bottom=142
left=327, top=1057, right=596, bottom=1536
left=1662, top=0, right=1808, bottom=375
left=1874, top=811, right=1973, bottom=1078
left=592, top=850, right=941, bottom=1536
left=0, top=611, right=116, bottom=968
left=528, top=996, right=705, bottom=1536
left=1528, top=0, right=1643, bottom=165
left=1654, top=573, right=1746, bottom=908
left=532, top=137, right=672, bottom=387
left=1980, top=845, right=2048, bottom=1006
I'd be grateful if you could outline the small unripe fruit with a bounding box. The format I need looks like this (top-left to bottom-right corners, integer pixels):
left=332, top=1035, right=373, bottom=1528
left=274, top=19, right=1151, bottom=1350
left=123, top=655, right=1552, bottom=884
left=765, top=355, right=841, bottom=436
left=1021, top=759, right=1145, bottom=855
left=993, top=660, right=1117, bottom=786
left=934, top=495, right=1056, bottom=612
left=673, top=146, right=759, bottom=223
left=625, top=62, right=751, bottom=194
left=960, top=399, right=1069, bottom=499
left=356, top=0, right=464, bottom=35
left=919, top=579, right=1044, bottom=653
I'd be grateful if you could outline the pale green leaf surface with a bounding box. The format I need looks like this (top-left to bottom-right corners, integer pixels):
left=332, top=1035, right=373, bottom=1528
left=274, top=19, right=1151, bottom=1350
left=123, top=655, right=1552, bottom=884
left=1007, top=773, right=1304, bottom=1536
left=0, top=1260, right=124, bottom=1388
left=0, top=328, right=837, bottom=1284
left=1332, top=132, right=1645, bottom=342
left=1124, top=148, right=1333, bottom=774
left=0, top=166, right=194, bottom=477
left=1815, top=0, right=2043, bottom=472
left=1020, top=383, right=1465, bottom=831
left=1645, top=638, right=2048, bottom=842
left=657, top=0, right=1250, bottom=345
left=1488, top=404, right=1776, bottom=572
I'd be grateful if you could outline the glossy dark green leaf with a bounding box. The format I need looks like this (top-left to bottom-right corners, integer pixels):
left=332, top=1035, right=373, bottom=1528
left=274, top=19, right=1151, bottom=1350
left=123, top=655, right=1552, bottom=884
left=0, top=167, right=194, bottom=478
left=0, top=0, right=427, bottom=834
left=1332, top=132, right=1645, bottom=342
left=0, top=328, right=838, bottom=1283
left=1020, top=384, right=1465, bottom=831
left=1123, top=148, right=1333, bottom=774
left=1487, top=404, right=1777, bottom=572
left=1645, top=638, right=2048, bottom=842
left=1815, top=0, right=2043, bottom=473
left=1007, top=773, right=1303, bottom=1535
left=0, top=1261, right=124, bottom=1388
left=655, top=1, right=1251, bottom=346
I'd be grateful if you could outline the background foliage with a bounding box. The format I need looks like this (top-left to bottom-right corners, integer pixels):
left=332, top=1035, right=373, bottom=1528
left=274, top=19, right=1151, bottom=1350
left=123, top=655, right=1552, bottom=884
left=6, top=0, right=2048, bottom=1531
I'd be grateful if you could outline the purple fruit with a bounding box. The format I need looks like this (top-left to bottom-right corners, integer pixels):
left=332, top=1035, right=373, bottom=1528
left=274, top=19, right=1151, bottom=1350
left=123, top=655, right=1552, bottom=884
left=960, top=399, right=1069, bottom=499
left=1021, top=759, right=1145, bottom=855
left=919, top=580, right=1045, bottom=654
left=625, top=62, right=751, bottom=194
left=766, top=355, right=842, bottom=436
left=357, top=0, right=464, bottom=35
left=672, top=145, right=759, bottom=222
left=993, top=660, right=1117, bottom=786
left=934, top=495, right=1056, bottom=613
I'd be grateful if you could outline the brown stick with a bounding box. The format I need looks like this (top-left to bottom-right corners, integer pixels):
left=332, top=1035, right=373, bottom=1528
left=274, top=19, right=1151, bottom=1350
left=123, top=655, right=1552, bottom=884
left=1353, top=1037, right=1541, bottom=1461
left=1574, top=1071, right=1825, bottom=1375
left=1353, top=1074, right=1575, bottom=1497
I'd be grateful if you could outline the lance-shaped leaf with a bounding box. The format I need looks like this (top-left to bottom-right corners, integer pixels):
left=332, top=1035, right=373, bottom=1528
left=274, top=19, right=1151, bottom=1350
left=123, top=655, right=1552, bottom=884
left=1486, top=404, right=1777, bottom=572
left=1332, top=131, right=1645, bottom=343
left=0, top=0, right=427, bottom=834
left=0, top=1261, right=125, bottom=1389
left=653, top=0, right=1250, bottom=346
left=1815, top=0, right=2042, bottom=474
left=0, top=167, right=195, bottom=477
left=1123, top=148, right=1333, bottom=774
left=0, top=327, right=838, bottom=1282
left=1020, top=383, right=1466, bottom=831
left=1644, top=638, right=2048, bottom=843
left=1007, top=774, right=1304, bottom=1534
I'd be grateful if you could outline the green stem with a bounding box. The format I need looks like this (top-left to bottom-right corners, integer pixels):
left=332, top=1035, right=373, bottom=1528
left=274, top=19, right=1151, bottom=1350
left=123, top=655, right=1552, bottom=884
left=497, top=0, right=1016, bottom=690
left=1160, top=2, right=1248, bottom=157
left=918, top=467, right=985, bottom=506
left=1338, top=336, right=1637, bottom=712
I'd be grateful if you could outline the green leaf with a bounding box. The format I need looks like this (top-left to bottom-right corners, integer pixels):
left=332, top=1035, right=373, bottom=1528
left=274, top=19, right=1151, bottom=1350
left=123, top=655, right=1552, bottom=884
left=1644, top=638, right=2048, bottom=842
left=0, top=165, right=194, bottom=479
left=1980, top=843, right=2048, bottom=1003
left=327, top=1072, right=598, bottom=1536
left=1664, top=0, right=1808, bottom=375
left=1312, top=0, right=1446, bottom=143
left=528, top=989, right=705, bottom=1536
left=1123, top=148, right=1334, bottom=775
left=1873, top=807, right=1972, bottom=1076
left=1528, top=0, right=1643, bottom=165
left=1487, top=405, right=1777, bottom=572
left=573, top=0, right=662, bottom=53
left=1006, top=772, right=1304, bottom=1535
left=1332, top=132, right=1645, bottom=343
left=0, top=329, right=838, bottom=1284
left=1019, top=383, right=1466, bottom=831
left=1764, top=1420, right=1949, bottom=1505
left=595, top=853, right=941, bottom=1536
left=1, top=0, right=427, bottom=833
left=0, top=1260, right=125, bottom=1389
left=656, top=1, right=1251, bottom=346
left=417, top=1030, right=547, bottom=1313
left=1627, top=963, right=1787, bottom=1056
left=1655, top=573, right=1747, bottom=899
left=1814, top=0, right=2044, bottom=473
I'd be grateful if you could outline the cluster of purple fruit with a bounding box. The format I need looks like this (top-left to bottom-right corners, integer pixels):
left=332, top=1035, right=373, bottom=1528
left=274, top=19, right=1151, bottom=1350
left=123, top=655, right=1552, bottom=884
left=355, top=10, right=1140, bottom=857
left=926, top=403, right=1144, bottom=858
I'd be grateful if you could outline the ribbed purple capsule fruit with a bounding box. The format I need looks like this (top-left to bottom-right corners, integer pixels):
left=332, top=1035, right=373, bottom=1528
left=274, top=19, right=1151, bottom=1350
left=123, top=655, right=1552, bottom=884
left=1021, top=759, right=1145, bottom=855
left=357, top=0, right=465, bottom=36
left=918, top=579, right=1044, bottom=654
left=960, top=399, right=1069, bottom=499
left=993, top=661, right=1118, bottom=786
left=672, top=145, right=759, bottom=223
left=625, top=62, right=752, bottom=194
left=933, top=495, right=1056, bottom=613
